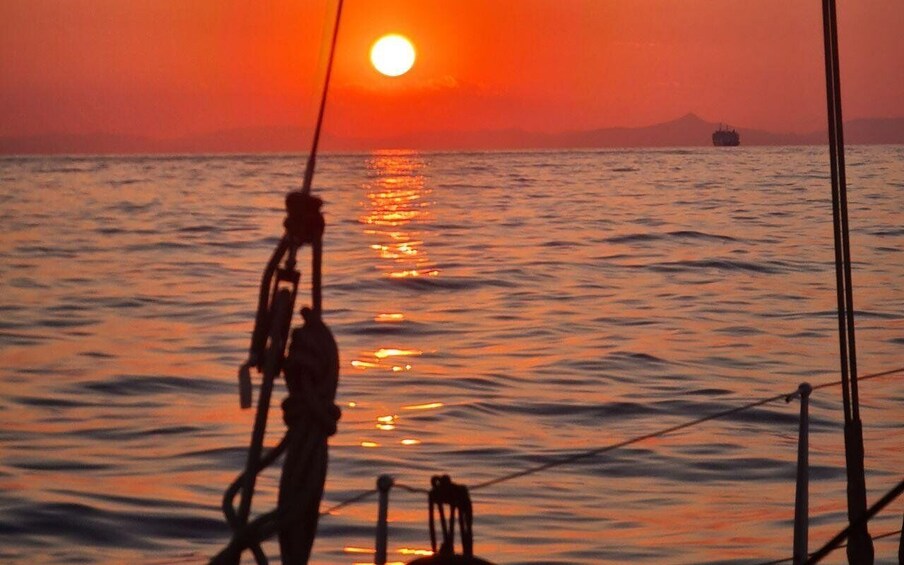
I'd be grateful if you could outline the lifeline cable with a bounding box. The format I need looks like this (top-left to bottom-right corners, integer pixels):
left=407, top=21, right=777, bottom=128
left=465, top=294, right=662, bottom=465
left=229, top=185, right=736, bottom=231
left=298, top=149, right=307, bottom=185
left=320, top=488, right=379, bottom=516
left=470, top=367, right=902, bottom=492
left=313, top=367, right=901, bottom=558
left=302, top=0, right=344, bottom=195
left=316, top=366, right=902, bottom=506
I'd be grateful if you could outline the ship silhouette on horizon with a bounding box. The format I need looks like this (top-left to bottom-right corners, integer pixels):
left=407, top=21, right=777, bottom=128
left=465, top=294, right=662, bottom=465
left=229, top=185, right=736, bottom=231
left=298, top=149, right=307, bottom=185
left=712, top=124, right=741, bottom=146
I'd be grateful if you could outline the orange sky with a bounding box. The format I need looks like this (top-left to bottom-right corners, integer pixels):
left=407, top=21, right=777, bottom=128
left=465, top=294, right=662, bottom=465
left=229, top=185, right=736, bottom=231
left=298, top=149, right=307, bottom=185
left=1, top=0, right=902, bottom=148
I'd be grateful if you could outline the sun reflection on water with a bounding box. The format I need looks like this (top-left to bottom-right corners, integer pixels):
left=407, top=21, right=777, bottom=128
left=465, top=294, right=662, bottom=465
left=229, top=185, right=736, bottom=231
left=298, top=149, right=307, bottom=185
left=375, top=313, right=405, bottom=322
left=350, top=151, right=444, bottom=457
left=402, top=402, right=444, bottom=411
left=375, top=414, right=397, bottom=431
left=361, top=151, right=438, bottom=280
left=344, top=544, right=433, bottom=564
left=373, top=348, right=421, bottom=359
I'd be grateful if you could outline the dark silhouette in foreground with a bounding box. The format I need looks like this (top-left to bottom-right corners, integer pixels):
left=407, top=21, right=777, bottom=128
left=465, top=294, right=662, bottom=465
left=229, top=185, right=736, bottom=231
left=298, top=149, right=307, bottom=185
left=278, top=307, right=340, bottom=562
left=405, top=476, right=495, bottom=565
left=212, top=191, right=339, bottom=565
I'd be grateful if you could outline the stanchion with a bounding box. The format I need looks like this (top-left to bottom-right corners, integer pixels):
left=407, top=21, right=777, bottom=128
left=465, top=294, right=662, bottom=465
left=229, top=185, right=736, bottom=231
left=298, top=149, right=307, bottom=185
left=787, top=383, right=812, bottom=564
left=375, top=475, right=394, bottom=565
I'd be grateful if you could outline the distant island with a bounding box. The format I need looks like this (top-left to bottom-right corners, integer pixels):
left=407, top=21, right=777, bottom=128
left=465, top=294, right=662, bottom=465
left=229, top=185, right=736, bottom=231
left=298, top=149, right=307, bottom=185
left=2, top=113, right=903, bottom=155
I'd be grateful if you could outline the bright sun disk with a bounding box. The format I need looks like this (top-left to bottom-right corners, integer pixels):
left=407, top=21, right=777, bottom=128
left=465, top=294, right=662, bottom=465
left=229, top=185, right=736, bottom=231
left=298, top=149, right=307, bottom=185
left=370, top=34, right=416, bottom=77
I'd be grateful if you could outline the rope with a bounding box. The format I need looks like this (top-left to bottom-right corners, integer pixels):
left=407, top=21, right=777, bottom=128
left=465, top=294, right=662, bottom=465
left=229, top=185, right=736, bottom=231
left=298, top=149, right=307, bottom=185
left=319, top=488, right=378, bottom=516
left=316, top=483, right=428, bottom=517
left=224, top=437, right=289, bottom=528
left=394, top=482, right=431, bottom=495
left=217, top=3, right=346, bottom=557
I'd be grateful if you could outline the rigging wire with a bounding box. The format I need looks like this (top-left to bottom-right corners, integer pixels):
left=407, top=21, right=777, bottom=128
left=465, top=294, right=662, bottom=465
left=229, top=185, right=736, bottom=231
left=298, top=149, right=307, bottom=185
left=309, top=367, right=901, bottom=563
left=755, top=528, right=904, bottom=565
left=805, top=479, right=903, bottom=564
left=320, top=488, right=379, bottom=517
left=822, top=0, right=856, bottom=429
left=821, top=0, right=874, bottom=558
left=302, top=0, right=344, bottom=195
left=316, top=366, right=902, bottom=514
left=470, top=367, right=902, bottom=492
left=394, top=482, right=431, bottom=495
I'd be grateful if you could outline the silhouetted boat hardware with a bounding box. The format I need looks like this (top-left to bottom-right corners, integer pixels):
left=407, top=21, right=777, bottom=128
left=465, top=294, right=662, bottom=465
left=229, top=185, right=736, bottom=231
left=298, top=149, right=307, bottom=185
left=400, top=475, right=496, bottom=565
left=212, top=1, right=342, bottom=563
left=712, top=124, right=740, bottom=146
left=211, top=0, right=904, bottom=562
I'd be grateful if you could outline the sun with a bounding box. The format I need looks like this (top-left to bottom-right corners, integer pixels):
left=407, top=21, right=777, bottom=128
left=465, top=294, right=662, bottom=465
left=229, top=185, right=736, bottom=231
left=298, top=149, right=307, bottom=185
left=370, top=34, right=416, bottom=77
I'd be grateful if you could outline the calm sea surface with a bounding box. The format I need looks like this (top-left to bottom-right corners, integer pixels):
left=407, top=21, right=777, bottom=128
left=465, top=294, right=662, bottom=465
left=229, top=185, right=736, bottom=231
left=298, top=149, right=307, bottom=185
left=0, top=147, right=902, bottom=564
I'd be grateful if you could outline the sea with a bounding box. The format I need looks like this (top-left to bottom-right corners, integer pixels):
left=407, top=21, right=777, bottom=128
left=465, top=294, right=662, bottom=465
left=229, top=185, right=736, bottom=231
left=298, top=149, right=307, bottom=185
left=0, top=146, right=901, bottom=564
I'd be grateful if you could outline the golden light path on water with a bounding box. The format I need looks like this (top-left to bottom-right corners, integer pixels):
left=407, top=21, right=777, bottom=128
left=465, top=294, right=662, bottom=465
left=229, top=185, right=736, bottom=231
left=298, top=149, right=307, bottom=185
left=346, top=152, right=443, bottom=464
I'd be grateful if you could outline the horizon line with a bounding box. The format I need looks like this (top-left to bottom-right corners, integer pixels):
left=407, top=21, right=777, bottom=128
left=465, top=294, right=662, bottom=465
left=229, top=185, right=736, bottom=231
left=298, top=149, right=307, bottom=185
left=2, top=113, right=903, bottom=157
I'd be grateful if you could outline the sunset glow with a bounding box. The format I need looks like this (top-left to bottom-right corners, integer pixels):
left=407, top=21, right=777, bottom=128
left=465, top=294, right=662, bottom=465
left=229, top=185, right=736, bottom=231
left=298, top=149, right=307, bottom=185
left=2, top=1, right=901, bottom=153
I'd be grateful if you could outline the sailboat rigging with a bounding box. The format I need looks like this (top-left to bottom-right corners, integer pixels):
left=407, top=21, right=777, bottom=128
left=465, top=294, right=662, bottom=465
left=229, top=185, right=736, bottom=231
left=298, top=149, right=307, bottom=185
left=209, top=1, right=902, bottom=563
left=213, top=1, right=345, bottom=563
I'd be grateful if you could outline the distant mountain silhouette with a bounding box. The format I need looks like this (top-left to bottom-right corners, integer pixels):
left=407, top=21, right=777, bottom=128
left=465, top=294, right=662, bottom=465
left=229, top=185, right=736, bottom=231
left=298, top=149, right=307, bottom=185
left=0, top=132, right=164, bottom=155
left=560, top=112, right=721, bottom=148
left=167, top=125, right=316, bottom=153
left=339, top=113, right=904, bottom=150
left=844, top=117, right=904, bottom=145
left=2, top=114, right=903, bottom=155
